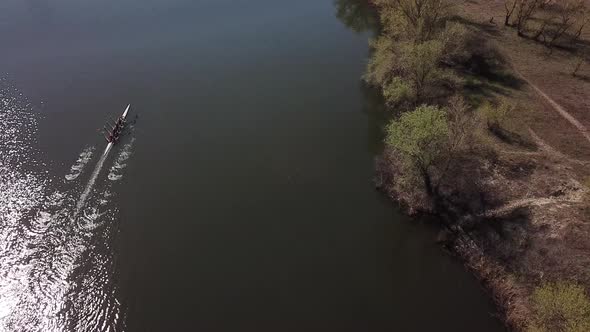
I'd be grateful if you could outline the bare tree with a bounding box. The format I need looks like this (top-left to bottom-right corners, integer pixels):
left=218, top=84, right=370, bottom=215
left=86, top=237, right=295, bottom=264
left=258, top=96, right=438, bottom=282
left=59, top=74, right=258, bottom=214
left=572, top=51, right=587, bottom=76
left=546, top=0, right=584, bottom=49
left=505, top=0, right=519, bottom=26
left=539, top=0, right=554, bottom=9
left=446, top=95, right=474, bottom=152
left=515, top=0, right=541, bottom=36
left=534, top=17, right=550, bottom=41
left=570, top=9, right=588, bottom=45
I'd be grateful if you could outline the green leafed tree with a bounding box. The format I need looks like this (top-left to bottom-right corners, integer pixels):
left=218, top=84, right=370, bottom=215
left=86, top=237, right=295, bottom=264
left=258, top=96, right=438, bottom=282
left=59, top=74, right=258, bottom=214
left=365, top=38, right=458, bottom=106
left=398, top=40, right=446, bottom=102
left=374, top=0, right=453, bottom=42
left=528, top=282, right=590, bottom=332
left=364, top=15, right=467, bottom=106
left=364, top=37, right=398, bottom=88
left=385, top=104, right=449, bottom=194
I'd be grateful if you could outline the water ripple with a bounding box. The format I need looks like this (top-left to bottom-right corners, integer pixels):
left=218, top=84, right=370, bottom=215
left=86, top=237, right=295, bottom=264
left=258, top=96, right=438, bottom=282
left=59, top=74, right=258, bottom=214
left=0, top=79, right=126, bottom=331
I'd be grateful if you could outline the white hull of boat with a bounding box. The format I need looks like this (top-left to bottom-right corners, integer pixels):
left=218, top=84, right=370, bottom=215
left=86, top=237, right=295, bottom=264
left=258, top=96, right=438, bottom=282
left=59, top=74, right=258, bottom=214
left=103, top=104, right=130, bottom=156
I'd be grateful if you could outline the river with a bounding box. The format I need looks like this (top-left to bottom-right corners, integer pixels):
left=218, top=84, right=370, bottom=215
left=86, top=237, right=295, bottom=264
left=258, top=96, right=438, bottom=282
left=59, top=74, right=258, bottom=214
left=0, top=0, right=505, bottom=331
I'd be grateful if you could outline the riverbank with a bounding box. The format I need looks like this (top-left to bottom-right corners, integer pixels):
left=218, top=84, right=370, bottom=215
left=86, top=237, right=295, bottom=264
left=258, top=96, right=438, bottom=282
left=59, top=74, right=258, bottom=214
left=368, top=0, right=590, bottom=330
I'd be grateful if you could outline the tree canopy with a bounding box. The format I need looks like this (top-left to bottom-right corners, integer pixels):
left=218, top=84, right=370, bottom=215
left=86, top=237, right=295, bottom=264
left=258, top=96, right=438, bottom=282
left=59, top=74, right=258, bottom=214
left=529, top=282, right=590, bottom=332
left=365, top=0, right=466, bottom=106
left=386, top=105, right=449, bottom=193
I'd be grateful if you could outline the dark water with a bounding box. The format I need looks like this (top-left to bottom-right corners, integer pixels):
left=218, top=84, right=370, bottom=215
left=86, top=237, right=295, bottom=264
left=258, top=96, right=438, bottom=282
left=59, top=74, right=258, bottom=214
left=0, top=0, right=506, bottom=331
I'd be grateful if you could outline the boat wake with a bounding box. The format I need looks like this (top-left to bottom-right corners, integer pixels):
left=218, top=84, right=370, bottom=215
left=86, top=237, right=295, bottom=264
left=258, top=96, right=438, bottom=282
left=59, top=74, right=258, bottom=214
left=108, top=138, right=135, bottom=182
left=0, top=80, right=131, bottom=332
left=75, top=106, right=133, bottom=216
left=74, top=143, right=113, bottom=218
left=64, top=146, right=94, bottom=181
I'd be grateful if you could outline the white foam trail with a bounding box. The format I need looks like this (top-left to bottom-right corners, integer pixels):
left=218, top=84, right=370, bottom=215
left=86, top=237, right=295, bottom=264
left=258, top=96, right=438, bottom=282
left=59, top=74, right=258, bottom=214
left=64, top=146, right=94, bottom=181
left=102, top=142, right=112, bottom=157
left=74, top=143, right=112, bottom=217
left=108, top=138, right=134, bottom=182
left=78, top=207, right=108, bottom=232
left=107, top=174, right=123, bottom=181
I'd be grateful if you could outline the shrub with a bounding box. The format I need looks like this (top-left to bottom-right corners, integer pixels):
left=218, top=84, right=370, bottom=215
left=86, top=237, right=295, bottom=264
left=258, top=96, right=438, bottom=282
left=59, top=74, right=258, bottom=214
left=439, top=22, right=470, bottom=64
left=386, top=104, right=449, bottom=193
left=480, top=99, right=516, bottom=130
left=528, top=281, right=590, bottom=332
left=446, top=95, right=475, bottom=150
left=383, top=77, right=414, bottom=105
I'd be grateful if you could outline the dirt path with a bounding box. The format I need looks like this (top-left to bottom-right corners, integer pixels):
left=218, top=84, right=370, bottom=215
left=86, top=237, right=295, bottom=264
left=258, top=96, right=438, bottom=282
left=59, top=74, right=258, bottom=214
left=528, top=128, right=590, bottom=165
left=481, top=181, right=586, bottom=218
left=483, top=197, right=557, bottom=217
left=513, top=68, right=590, bottom=144
left=478, top=69, right=590, bottom=219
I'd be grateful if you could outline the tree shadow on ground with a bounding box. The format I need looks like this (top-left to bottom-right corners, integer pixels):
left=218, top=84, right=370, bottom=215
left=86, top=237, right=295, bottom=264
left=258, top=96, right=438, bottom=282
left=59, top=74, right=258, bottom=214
left=461, top=69, right=526, bottom=110
left=475, top=207, right=533, bottom=264
left=457, top=42, right=526, bottom=90
left=573, top=73, right=590, bottom=83
left=518, top=24, right=590, bottom=55
left=445, top=18, right=527, bottom=106
left=449, top=15, right=501, bottom=37
left=438, top=150, right=503, bottom=215
left=462, top=76, right=513, bottom=106
left=489, top=125, right=537, bottom=150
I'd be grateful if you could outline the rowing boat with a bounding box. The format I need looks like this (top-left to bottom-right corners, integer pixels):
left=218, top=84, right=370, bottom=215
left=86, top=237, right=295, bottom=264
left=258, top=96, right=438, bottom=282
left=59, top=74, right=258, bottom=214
left=104, top=104, right=130, bottom=144
left=102, top=104, right=130, bottom=155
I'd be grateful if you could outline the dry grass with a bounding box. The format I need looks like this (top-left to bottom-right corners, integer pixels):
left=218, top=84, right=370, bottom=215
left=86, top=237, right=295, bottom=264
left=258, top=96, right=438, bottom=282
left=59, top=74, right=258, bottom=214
left=371, top=1, right=590, bottom=329
left=438, top=1, right=590, bottom=330
left=441, top=136, right=590, bottom=330
left=458, top=0, right=590, bottom=160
